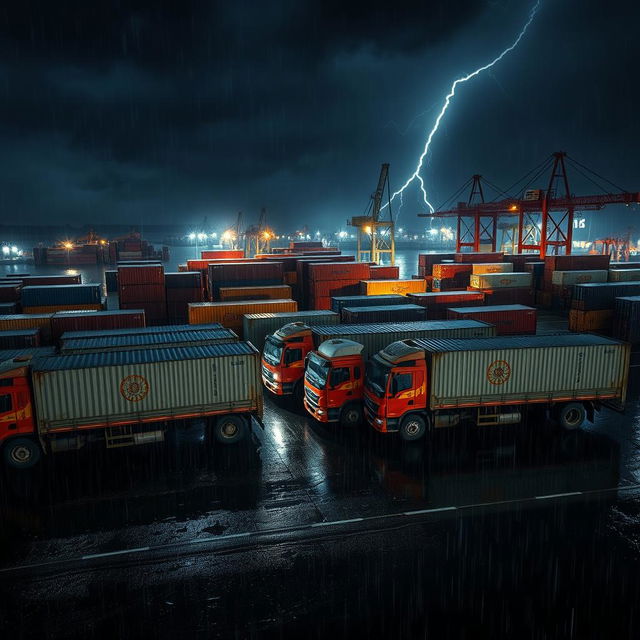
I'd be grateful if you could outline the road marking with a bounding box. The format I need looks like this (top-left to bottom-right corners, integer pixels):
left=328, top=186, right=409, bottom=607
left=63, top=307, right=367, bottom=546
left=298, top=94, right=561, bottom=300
left=403, top=506, right=457, bottom=516
left=82, top=546, right=150, bottom=560
left=534, top=491, right=582, bottom=500
left=189, top=533, right=251, bottom=544
left=311, top=518, right=364, bottom=527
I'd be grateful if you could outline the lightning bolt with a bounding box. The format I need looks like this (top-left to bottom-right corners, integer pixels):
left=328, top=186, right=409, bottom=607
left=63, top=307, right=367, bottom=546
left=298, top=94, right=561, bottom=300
left=385, top=1, right=541, bottom=214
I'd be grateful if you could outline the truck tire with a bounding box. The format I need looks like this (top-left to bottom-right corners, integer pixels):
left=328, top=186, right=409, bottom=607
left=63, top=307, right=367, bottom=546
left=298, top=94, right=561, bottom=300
left=340, top=403, right=362, bottom=428
left=3, top=437, right=42, bottom=470
left=399, top=414, right=427, bottom=442
left=557, top=402, right=586, bottom=431
left=213, top=415, right=247, bottom=444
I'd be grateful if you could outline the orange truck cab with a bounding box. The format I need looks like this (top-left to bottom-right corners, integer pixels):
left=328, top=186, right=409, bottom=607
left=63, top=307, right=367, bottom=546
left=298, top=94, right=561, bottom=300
left=261, top=322, right=314, bottom=402
left=303, top=339, right=365, bottom=427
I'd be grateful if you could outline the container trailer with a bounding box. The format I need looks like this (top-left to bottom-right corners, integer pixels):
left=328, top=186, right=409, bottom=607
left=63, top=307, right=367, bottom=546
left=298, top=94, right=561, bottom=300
left=300, top=321, right=496, bottom=427
left=0, top=341, right=263, bottom=470
left=363, top=334, right=630, bottom=441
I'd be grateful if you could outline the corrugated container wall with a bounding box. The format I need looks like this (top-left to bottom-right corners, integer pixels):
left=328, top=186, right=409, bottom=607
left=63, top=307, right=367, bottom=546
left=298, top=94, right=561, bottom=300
left=341, top=304, right=427, bottom=324
left=613, top=296, right=640, bottom=343
left=361, top=279, right=426, bottom=296
left=551, top=270, right=608, bottom=286
left=31, top=342, right=263, bottom=431
left=312, top=320, right=495, bottom=360
left=189, top=299, right=297, bottom=334
left=455, top=252, right=504, bottom=263
left=50, top=309, right=146, bottom=340
left=469, top=273, right=532, bottom=289
left=60, top=323, right=222, bottom=343
left=573, top=282, right=640, bottom=310
left=416, top=335, right=629, bottom=409
left=331, top=294, right=405, bottom=314
left=0, top=329, right=41, bottom=349
left=219, top=285, right=292, bottom=301
left=446, top=304, right=537, bottom=335
left=21, top=284, right=102, bottom=307
left=0, top=314, right=54, bottom=343
left=471, top=263, right=513, bottom=275
left=370, top=265, right=400, bottom=280
left=243, top=310, right=339, bottom=351
left=608, top=268, right=640, bottom=282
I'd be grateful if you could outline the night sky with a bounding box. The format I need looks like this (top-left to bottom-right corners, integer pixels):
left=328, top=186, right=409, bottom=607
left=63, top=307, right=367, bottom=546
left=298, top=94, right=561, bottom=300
left=0, top=1, right=638, bottom=232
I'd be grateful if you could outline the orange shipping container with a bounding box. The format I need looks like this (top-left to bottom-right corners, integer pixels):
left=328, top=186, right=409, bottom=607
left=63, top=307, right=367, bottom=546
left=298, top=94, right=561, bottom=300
left=0, top=314, right=54, bottom=343
left=360, top=279, right=426, bottom=296
left=219, top=285, right=292, bottom=301
left=188, top=299, right=298, bottom=334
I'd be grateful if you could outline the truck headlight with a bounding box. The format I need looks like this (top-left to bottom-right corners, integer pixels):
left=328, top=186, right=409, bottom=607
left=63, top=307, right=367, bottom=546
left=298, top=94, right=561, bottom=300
left=375, top=418, right=383, bottom=425
left=272, top=372, right=279, bottom=381
left=317, top=409, right=324, bottom=415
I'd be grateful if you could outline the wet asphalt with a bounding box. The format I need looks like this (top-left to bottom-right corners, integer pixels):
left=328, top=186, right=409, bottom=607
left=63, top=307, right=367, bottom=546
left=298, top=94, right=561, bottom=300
left=0, top=310, right=640, bottom=637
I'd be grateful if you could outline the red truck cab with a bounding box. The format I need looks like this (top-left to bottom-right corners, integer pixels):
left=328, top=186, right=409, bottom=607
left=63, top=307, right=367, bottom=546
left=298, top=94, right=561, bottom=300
left=363, top=342, right=429, bottom=440
left=303, top=339, right=365, bottom=427
left=0, top=362, right=40, bottom=468
left=261, top=322, right=314, bottom=402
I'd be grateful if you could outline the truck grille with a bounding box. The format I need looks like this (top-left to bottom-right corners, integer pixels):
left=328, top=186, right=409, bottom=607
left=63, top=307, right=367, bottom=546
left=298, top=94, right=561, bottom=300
left=261, top=364, right=275, bottom=382
left=304, top=386, right=320, bottom=409
left=364, top=394, right=379, bottom=417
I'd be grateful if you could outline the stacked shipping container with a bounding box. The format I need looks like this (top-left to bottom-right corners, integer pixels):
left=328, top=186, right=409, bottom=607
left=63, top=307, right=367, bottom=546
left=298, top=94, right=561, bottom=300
left=307, top=262, right=370, bottom=310
left=165, top=271, right=203, bottom=323
left=118, top=264, right=167, bottom=324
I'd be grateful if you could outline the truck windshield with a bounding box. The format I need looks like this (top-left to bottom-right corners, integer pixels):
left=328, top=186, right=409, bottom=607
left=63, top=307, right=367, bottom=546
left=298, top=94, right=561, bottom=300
left=366, top=358, right=391, bottom=397
left=305, top=352, right=330, bottom=389
left=263, top=336, right=284, bottom=366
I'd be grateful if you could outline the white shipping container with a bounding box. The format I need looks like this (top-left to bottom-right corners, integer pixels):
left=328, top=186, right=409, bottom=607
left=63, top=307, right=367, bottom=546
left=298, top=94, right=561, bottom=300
left=608, top=268, right=640, bottom=282
left=414, top=335, right=629, bottom=409
left=471, top=263, right=513, bottom=275
left=469, top=272, right=532, bottom=289
left=551, top=270, right=608, bottom=286
left=31, top=342, right=263, bottom=431
left=243, top=310, right=339, bottom=351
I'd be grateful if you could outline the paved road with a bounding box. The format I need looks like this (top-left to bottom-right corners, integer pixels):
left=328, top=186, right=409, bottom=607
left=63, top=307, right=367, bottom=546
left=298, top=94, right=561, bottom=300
left=1, top=373, right=640, bottom=637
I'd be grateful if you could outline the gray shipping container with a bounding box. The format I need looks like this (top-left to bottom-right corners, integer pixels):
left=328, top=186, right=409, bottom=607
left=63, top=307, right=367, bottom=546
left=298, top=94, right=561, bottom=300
left=405, top=334, right=629, bottom=410
left=243, top=310, right=339, bottom=351
left=31, top=342, right=263, bottom=432
left=312, top=320, right=495, bottom=360
left=60, top=322, right=223, bottom=342
left=60, top=328, right=239, bottom=354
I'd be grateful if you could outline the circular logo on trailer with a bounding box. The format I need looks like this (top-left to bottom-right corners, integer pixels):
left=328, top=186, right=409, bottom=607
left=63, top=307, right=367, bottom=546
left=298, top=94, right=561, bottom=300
left=486, top=360, right=511, bottom=385
left=120, top=374, right=150, bottom=402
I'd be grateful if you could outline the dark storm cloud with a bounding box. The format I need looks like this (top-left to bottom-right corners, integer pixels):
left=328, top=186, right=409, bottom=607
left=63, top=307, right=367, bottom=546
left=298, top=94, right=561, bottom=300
left=0, top=0, right=638, bottom=231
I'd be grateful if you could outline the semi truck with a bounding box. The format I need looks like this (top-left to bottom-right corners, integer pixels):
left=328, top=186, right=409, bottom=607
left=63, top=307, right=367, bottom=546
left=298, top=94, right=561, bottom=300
left=301, top=320, right=496, bottom=427
left=261, top=320, right=495, bottom=404
left=363, top=334, right=630, bottom=441
left=0, top=341, right=264, bottom=470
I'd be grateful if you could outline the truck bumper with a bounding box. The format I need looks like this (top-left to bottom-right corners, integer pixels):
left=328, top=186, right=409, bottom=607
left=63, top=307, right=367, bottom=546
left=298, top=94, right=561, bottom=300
left=303, top=397, right=339, bottom=423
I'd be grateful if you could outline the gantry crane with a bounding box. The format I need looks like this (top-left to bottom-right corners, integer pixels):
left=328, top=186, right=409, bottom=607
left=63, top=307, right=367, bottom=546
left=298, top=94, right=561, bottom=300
left=419, top=152, right=640, bottom=258
left=244, top=208, right=274, bottom=257
left=221, top=211, right=244, bottom=251
left=349, top=163, right=395, bottom=264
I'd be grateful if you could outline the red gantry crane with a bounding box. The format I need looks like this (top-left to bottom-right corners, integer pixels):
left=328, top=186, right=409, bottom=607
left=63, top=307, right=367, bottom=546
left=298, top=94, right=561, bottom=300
left=419, top=152, right=640, bottom=258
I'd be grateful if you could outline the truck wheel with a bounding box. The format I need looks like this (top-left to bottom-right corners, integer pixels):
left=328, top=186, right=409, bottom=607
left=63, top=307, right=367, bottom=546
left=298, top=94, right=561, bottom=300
left=557, top=403, right=586, bottom=431
left=3, top=437, right=42, bottom=470
left=340, top=403, right=362, bottom=427
left=213, top=415, right=247, bottom=444
left=400, top=415, right=427, bottom=442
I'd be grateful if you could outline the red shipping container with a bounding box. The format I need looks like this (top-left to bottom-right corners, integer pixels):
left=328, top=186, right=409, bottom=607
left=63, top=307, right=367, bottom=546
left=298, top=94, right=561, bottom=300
left=418, top=253, right=456, bottom=268
left=470, top=287, right=535, bottom=306
left=200, top=250, right=245, bottom=259
left=370, top=265, right=400, bottom=279
left=308, top=262, right=371, bottom=282
left=447, top=304, right=537, bottom=335
left=407, top=291, right=485, bottom=307
left=120, top=301, right=167, bottom=323
left=455, top=252, right=504, bottom=263
left=51, top=309, right=146, bottom=340
left=118, top=265, right=164, bottom=285
left=504, top=253, right=541, bottom=271
left=310, top=296, right=332, bottom=310
left=208, top=261, right=284, bottom=282
left=119, top=284, right=166, bottom=304
left=544, top=254, right=610, bottom=272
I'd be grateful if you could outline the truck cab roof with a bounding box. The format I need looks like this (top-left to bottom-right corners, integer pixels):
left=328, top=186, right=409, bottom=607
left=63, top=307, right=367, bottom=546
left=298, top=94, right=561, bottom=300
left=275, top=322, right=311, bottom=340
left=379, top=340, right=426, bottom=365
left=317, top=339, right=364, bottom=359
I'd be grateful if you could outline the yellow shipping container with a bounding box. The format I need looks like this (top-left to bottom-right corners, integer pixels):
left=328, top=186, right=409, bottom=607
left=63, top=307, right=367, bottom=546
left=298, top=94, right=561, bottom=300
left=471, top=263, right=513, bottom=275
left=22, top=304, right=103, bottom=314
left=0, top=313, right=54, bottom=343
left=568, top=309, right=613, bottom=333
left=361, top=279, right=426, bottom=296
left=188, top=299, right=298, bottom=335
left=219, top=285, right=292, bottom=302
